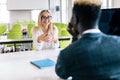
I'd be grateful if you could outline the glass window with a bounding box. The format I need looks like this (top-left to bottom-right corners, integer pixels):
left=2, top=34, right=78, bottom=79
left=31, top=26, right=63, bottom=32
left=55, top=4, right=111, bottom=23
left=101, top=0, right=112, bottom=8
left=0, top=0, right=9, bottom=23
left=31, top=10, right=41, bottom=23
left=31, top=0, right=112, bottom=23
left=0, top=0, right=6, bottom=4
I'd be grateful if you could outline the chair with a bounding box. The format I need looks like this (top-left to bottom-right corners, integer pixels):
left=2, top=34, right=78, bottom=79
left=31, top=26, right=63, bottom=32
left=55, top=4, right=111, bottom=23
left=10, top=22, right=22, bottom=32
left=53, top=23, right=62, bottom=36
left=27, top=21, right=35, bottom=38
left=21, top=20, right=27, bottom=27
left=7, top=32, right=22, bottom=51
left=0, top=24, right=7, bottom=36
left=0, top=24, right=7, bottom=53
left=53, top=22, right=71, bottom=48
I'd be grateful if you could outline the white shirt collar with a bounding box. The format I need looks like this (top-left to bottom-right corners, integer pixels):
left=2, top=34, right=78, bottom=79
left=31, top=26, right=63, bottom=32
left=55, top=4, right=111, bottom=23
left=77, top=28, right=101, bottom=39
left=82, top=28, right=101, bottom=34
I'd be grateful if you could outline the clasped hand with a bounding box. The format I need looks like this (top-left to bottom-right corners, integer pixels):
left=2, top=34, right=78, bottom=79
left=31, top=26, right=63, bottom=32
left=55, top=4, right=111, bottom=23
left=38, top=33, right=56, bottom=43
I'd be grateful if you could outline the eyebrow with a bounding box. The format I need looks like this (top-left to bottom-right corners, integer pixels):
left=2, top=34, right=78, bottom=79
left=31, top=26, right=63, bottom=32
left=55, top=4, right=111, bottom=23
left=41, top=16, right=52, bottom=17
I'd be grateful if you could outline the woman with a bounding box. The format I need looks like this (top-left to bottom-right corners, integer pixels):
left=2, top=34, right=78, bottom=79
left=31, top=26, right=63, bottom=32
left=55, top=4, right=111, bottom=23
left=32, top=10, right=59, bottom=50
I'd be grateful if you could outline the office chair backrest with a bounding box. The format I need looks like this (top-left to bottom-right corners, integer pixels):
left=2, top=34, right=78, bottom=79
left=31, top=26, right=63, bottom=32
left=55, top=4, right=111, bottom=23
left=7, top=32, right=22, bottom=46
left=53, top=22, right=71, bottom=48
left=53, top=22, right=71, bottom=36
left=27, top=22, right=35, bottom=38
left=0, top=24, right=7, bottom=35
left=10, top=23, right=22, bottom=32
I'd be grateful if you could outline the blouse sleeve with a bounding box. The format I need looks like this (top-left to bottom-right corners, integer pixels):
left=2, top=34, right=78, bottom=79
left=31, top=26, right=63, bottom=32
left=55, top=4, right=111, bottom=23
left=31, top=28, right=43, bottom=50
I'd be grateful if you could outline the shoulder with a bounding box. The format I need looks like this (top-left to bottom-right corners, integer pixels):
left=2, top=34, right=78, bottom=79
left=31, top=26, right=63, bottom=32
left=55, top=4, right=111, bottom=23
left=96, top=34, right=120, bottom=46
left=32, top=26, right=40, bottom=33
left=53, top=25, right=58, bottom=33
left=60, top=42, right=76, bottom=56
left=107, top=35, right=120, bottom=42
left=53, top=25, right=57, bottom=30
left=32, top=26, right=38, bottom=30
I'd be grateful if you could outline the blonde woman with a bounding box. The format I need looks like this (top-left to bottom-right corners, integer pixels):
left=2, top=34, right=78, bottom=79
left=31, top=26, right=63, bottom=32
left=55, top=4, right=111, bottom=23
left=32, top=10, right=59, bottom=50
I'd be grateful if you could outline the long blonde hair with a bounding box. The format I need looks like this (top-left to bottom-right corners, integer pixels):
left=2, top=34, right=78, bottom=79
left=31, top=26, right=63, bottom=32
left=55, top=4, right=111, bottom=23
left=34, top=10, right=55, bottom=35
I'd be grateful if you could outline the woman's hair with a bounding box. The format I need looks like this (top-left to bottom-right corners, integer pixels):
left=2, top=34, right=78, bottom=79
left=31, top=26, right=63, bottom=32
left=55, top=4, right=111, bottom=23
left=34, top=10, right=55, bottom=34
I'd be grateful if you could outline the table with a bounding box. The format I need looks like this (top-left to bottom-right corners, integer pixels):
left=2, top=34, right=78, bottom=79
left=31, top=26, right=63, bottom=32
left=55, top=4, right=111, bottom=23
left=0, top=36, right=71, bottom=52
left=0, top=39, right=33, bottom=52
left=0, top=38, right=32, bottom=44
left=58, top=36, right=72, bottom=41
left=0, top=36, right=71, bottom=44
left=0, top=49, right=62, bottom=80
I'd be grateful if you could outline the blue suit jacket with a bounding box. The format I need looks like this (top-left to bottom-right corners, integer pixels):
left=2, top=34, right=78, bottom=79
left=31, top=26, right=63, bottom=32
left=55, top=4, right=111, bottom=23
left=55, top=33, right=120, bottom=80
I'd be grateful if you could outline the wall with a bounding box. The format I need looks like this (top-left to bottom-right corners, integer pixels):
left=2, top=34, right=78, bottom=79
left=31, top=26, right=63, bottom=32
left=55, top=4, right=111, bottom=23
left=8, top=0, right=75, bottom=28
left=8, top=0, right=61, bottom=27
left=67, top=0, right=73, bottom=22
left=49, top=0, right=60, bottom=22
left=7, top=0, right=49, bottom=10
left=9, top=10, right=31, bottom=29
left=9, top=11, right=31, bottom=23
left=112, top=0, right=120, bottom=8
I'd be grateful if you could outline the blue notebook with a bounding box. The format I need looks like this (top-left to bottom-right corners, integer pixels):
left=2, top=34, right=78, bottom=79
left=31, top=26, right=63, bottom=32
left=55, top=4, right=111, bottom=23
left=31, top=58, right=56, bottom=69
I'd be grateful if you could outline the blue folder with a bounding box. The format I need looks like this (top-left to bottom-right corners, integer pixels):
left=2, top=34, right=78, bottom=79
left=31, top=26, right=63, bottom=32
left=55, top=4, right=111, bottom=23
left=31, top=58, right=56, bottom=69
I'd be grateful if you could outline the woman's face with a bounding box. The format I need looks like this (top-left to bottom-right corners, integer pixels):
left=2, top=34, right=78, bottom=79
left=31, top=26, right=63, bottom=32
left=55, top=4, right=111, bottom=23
left=41, top=11, right=52, bottom=27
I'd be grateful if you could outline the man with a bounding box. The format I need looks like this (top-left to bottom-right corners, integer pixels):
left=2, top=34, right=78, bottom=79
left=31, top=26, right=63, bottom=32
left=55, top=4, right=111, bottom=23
left=55, top=0, right=120, bottom=80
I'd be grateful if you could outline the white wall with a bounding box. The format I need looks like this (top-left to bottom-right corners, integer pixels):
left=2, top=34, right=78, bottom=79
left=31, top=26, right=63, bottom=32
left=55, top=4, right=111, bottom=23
left=8, top=0, right=120, bottom=27
left=67, top=0, right=73, bottom=22
left=9, top=11, right=31, bottom=23
left=8, top=0, right=73, bottom=26
left=49, top=0, right=61, bottom=22
left=7, top=0, right=49, bottom=10
left=112, top=0, right=120, bottom=8
left=8, top=0, right=62, bottom=26
left=9, top=10, right=31, bottom=29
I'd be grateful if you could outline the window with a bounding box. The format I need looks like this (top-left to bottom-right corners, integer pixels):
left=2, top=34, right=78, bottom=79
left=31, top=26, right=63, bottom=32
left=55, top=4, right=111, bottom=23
left=31, top=0, right=112, bottom=24
left=101, top=0, right=112, bottom=8
left=0, top=0, right=9, bottom=23
left=31, top=10, right=41, bottom=23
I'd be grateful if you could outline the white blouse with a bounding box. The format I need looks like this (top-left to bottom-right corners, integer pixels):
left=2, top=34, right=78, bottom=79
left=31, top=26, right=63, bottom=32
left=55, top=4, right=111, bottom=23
left=32, top=27, right=59, bottom=50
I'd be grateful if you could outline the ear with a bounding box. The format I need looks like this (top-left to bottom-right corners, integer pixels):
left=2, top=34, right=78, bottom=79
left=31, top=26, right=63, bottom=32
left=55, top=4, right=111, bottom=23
left=72, top=14, right=77, bottom=25
left=73, top=14, right=79, bottom=36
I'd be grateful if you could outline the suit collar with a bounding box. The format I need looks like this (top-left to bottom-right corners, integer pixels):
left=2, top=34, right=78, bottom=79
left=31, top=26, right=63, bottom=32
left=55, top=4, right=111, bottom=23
left=78, top=29, right=101, bottom=39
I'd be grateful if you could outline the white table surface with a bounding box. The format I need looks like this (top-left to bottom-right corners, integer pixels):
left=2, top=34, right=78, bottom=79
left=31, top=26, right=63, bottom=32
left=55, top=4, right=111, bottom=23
left=0, top=49, right=62, bottom=80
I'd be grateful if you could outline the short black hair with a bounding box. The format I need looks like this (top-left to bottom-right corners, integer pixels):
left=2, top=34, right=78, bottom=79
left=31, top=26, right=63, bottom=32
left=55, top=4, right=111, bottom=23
left=73, top=2, right=101, bottom=29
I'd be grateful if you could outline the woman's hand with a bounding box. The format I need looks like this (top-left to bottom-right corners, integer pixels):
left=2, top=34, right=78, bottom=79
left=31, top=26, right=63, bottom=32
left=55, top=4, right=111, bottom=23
left=37, top=33, right=58, bottom=43
left=48, top=35, right=58, bottom=43
left=37, top=33, right=49, bottom=43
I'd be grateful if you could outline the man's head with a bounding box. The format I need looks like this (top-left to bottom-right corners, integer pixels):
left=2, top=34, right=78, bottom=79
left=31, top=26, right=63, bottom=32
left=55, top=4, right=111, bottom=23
left=68, top=0, right=102, bottom=36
